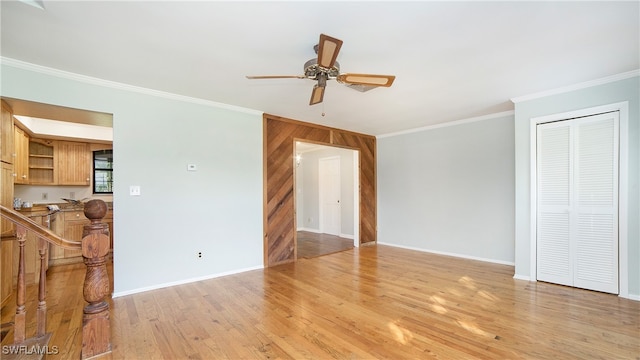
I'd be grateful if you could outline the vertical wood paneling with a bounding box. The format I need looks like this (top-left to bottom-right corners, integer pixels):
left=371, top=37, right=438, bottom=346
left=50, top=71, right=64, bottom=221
left=263, top=114, right=376, bottom=267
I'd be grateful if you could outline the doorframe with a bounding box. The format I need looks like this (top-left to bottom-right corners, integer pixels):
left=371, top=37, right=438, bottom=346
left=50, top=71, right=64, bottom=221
left=294, top=141, right=360, bottom=251
left=529, top=101, right=629, bottom=298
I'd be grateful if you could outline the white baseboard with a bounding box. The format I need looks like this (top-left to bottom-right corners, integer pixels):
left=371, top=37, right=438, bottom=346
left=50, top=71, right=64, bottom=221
left=514, top=275, right=639, bottom=301
left=622, top=293, right=640, bottom=301
left=377, top=242, right=515, bottom=266
left=512, top=274, right=531, bottom=281
left=296, top=228, right=354, bottom=240
left=297, top=227, right=321, bottom=233
left=112, top=265, right=264, bottom=298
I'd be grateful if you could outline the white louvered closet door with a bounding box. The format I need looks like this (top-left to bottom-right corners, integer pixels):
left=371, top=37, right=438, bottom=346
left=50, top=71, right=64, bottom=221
left=536, top=112, right=619, bottom=294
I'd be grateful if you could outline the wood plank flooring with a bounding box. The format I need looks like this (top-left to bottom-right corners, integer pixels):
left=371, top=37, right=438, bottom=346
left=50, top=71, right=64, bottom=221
left=296, top=231, right=353, bottom=259
left=2, top=245, right=639, bottom=359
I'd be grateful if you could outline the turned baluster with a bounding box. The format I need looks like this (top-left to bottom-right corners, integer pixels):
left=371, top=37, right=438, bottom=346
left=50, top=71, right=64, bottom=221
left=81, top=199, right=112, bottom=359
left=14, top=225, right=27, bottom=344
left=36, top=237, right=48, bottom=338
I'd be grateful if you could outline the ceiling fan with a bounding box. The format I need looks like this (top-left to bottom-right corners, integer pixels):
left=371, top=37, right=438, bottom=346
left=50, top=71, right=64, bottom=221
left=246, top=34, right=396, bottom=105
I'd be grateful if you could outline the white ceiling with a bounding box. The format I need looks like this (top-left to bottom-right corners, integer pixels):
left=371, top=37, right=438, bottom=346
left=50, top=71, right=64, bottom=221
left=1, top=1, right=638, bottom=136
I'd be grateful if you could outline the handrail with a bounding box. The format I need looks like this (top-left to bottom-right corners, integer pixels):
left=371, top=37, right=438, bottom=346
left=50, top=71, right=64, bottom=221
left=1, top=199, right=112, bottom=359
left=0, top=205, right=81, bottom=249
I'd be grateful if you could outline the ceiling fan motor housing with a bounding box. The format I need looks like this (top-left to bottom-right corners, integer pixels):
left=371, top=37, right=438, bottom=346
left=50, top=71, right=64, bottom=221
left=304, top=58, right=340, bottom=82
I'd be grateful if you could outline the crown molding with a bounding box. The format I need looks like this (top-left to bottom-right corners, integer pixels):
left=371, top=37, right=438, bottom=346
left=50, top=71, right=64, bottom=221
left=510, top=69, right=640, bottom=103
left=1, top=57, right=263, bottom=116
left=376, top=110, right=515, bottom=139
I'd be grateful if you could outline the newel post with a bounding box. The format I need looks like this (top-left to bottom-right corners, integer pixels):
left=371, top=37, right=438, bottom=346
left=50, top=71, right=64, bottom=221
left=81, top=199, right=112, bottom=359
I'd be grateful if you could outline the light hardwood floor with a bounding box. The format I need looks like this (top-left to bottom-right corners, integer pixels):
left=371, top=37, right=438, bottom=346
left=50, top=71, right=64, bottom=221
left=296, top=231, right=353, bottom=259
left=2, top=245, right=639, bottom=359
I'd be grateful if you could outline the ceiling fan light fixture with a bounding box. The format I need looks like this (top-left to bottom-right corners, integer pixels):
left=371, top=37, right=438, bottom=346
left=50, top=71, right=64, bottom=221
left=345, top=84, right=378, bottom=93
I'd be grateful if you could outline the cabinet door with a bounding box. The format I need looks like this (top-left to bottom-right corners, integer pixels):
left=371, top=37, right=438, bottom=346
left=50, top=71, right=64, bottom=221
left=1, top=240, right=12, bottom=305
left=1, top=157, right=14, bottom=305
left=58, top=141, right=90, bottom=185
left=1, top=162, right=14, bottom=235
left=1, top=100, right=14, bottom=164
left=64, top=211, right=90, bottom=258
left=49, top=215, right=66, bottom=261
left=13, top=126, right=29, bottom=184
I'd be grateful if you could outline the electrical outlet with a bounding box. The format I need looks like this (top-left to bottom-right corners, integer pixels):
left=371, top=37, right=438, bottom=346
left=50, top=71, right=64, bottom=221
left=42, top=193, right=48, bottom=200
left=198, top=252, right=202, bottom=259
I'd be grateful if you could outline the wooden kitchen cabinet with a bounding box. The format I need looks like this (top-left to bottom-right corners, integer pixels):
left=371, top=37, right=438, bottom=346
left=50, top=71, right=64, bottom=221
left=50, top=207, right=112, bottom=265
left=47, top=209, right=66, bottom=263
left=1, top=162, right=15, bottom=306
left=50, top=209, right=87, bottom=264
left=29, top=138, right=57, bottom=185
left=1, top=100, right=14, bottom=164
left=1, top=239, right=12, bottom=306
left=57, top=141, right=90, bottom=185
left=0, top=100, right=14, bottom=305
left=1, top=162, right=15, bottom=235
left=28, top=139, right=91, bottom=186
left=13, top=125, right=29, bottom=184
left=62, top=210, right=90, bottom=259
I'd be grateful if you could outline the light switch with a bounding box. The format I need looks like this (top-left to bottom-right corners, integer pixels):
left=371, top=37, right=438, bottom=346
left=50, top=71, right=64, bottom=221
left=129, top=185, right=141, bottom=196
left=187, top=164, right=197, bottom=171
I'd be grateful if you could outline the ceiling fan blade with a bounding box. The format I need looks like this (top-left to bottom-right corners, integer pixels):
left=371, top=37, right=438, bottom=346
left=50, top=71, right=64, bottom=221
left=317, top=34, right=343, bottom=69
left=336, top=73, right=395, bottom=87
left=246, top=75, right=306, bottom=79
left=309, top=85, right=325, bottom=105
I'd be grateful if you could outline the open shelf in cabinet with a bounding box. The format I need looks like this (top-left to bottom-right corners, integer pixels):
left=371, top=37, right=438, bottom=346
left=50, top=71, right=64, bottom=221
left=29, top=140, right=55, bottom=184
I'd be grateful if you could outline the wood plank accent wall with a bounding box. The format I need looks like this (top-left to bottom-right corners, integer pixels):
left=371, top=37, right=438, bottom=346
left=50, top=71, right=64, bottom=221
left=263, top=114, right=377, bottom=267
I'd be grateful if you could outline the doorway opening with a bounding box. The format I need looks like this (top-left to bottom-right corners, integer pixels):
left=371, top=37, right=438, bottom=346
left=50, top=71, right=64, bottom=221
left=294, top=141, right=359, bottom=259
left=2, top=97, right=114, bottom=259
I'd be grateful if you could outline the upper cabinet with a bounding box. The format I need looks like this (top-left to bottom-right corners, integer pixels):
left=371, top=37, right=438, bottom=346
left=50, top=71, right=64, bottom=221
left=57, top=141, right=90, bottom=185
left=13, top=126, right=29, bottom=184
left=26, top=139, right=91, bottom=186
left=28, top=138, right=57, bottom=185
left=1, top=100, right=14, bottom=164
left=4, top=98, right=99, bottom=187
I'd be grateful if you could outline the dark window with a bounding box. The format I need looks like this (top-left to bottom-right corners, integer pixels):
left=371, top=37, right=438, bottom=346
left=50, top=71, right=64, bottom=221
left=93, top=149, right=113, bottom=194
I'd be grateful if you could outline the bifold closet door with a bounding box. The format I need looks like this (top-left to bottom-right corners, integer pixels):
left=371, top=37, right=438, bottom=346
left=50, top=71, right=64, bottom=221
left=536, top=111, right=619, bottom=294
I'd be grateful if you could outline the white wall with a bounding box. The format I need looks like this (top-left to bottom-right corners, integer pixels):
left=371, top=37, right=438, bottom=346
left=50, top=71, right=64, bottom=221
left=2, top=61, right=264, bottom=296
left=377, top=114, right=515, bottom=264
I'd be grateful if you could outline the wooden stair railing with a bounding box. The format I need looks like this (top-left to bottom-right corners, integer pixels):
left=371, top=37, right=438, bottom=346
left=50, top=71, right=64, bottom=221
left=0, top=199, right=112, bottom=359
